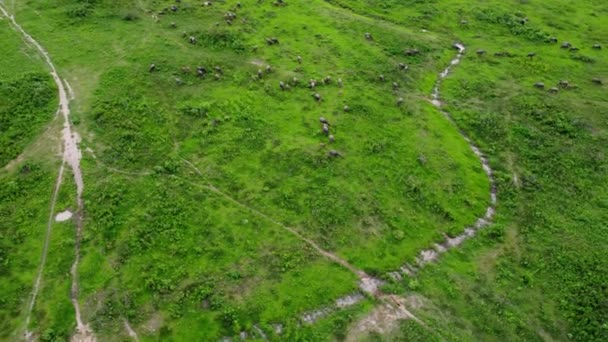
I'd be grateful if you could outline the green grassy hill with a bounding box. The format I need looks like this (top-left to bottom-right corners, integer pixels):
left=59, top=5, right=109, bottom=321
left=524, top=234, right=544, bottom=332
left=0, top=0, right=606, bottom=341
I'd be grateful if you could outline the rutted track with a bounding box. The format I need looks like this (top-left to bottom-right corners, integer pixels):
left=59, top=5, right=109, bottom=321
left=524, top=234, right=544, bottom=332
left=389, top=43, right=498, bottom=280
left=0, top=5, right=93, bottom=341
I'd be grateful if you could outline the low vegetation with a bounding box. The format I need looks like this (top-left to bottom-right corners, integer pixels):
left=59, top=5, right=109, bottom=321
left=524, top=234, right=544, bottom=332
left=0, top=0, right=605, bottom=341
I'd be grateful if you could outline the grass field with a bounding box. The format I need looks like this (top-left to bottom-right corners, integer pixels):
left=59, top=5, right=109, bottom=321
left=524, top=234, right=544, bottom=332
left=0, top=0, right=606, bottom=341
left=327, top=0, right=608, bottom=341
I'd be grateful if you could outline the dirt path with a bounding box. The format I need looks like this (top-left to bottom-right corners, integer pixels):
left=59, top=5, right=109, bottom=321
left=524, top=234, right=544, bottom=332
left=179, top=174, right=436, bottom=340
left=346, top=43, right=497, bottom=340
left=389, top=43, right=498, bottom=281
left=0, top=5, right=94, bottom=341
left=180, top=176, right=383, bottom=295
left=123, top=319, right=140, bottom=342
left=346, top=295, right=428, bottom=341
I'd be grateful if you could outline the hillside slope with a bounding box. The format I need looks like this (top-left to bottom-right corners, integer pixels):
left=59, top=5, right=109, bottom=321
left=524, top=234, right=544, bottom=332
left=0, top=0, right=606, bottom=341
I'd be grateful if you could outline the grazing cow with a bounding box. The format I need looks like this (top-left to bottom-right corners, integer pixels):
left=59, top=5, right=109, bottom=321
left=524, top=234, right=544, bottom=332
left=399, top=63, right=409, bottom=70
left=527, top=52, right=536, bottom=58
left=337, top=78, right=343, bottom=87
left=379, top=74, right=385, bottom=82
left=322, top=123, right=329, bottom=135
left=149, top=63, right=156, bottom=72
left=592, top=78, right=603, bottom=85
left=189, top=36, right=197, bottom=44
left=418, top=154, right=427, bottom=165
left=324, top=76, right=332, bottom=84
left=549, top=37, right=558, bottom=43
left=266, top=37, right=279, bottom=45
left=558, top=80, right=569, bottom=88
left=561, top=42, right=572, bottom=49
left=309, top=79, right=317, bottom=88
left=319, top=117, right=329, bottom=124
left=343, top=105, right=350, bottom=112
left=297, top=55, right=302, bottom=63
left=329, top=135, right=335, bottom=143
left=405, top=48, right=420, bottom=56
left=365, top=32, right=373, bottom=40
left=328, top=150, right=342, bottom=157
left=592, top=44, right=602, bottom=50
left=197, top=67, right=207, bottom=77
left=548, top=87, right=559, bottom=94
left=397, top=97, right=404, bottom=106
left=266, top=65, right=273, bottom=73
left=476, top=49, right=486, bottom=56
left=392, top=82, right=399, bottom=89
left=225, top=12, right=236, bottom=20
left=313, top=93, right=322, bottom=101
left=279, top=81, right=286, bottom=90
left=534, top=82, right=545, bottom=89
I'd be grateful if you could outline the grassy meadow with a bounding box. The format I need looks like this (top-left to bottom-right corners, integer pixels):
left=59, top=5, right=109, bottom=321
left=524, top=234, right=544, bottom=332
left=0, top=0, right=606, bottom=341
left=327, top=0, right=608, bottom=341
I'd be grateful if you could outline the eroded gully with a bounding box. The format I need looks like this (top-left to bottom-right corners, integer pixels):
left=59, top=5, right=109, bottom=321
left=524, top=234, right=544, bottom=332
left=0, top=5, right=93, bottom=342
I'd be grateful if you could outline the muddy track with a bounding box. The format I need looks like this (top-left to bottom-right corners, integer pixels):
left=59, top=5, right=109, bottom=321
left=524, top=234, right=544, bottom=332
left=388, top=44, right=498, bottom=281
left=123, top=319, right=139, bottom=342
left=342, top=44, right=491, bottom=340
left=0, top=5, right=94, bottom=341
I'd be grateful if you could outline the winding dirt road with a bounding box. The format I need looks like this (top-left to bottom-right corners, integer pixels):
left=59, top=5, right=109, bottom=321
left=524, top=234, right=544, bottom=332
left=0, top=5, right=93, bottom=341
left=389, top=43, right=498, bottom=280
left=346, top=42, right=498, bottom=340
